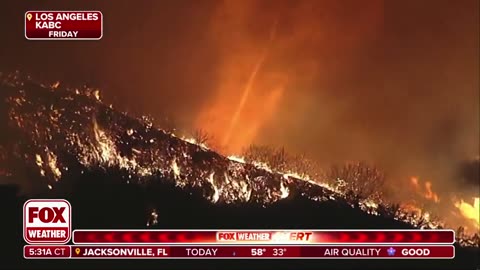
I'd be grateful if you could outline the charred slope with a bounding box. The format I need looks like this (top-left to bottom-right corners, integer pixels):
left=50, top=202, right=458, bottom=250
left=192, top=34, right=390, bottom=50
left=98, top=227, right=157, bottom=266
left=0, top=77, right=388, bottom=217
left=0, top=78, right=478, bottom=269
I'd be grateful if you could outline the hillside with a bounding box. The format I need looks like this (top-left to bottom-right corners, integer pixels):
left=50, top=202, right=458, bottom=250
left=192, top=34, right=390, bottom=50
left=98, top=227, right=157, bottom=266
left=0, top=74, right=478, bottom=270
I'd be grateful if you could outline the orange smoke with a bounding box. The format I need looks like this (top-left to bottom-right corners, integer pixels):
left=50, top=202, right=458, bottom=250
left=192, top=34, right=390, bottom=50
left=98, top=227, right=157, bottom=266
left=195, top=51, right=286, bottom=153
left=221, top=20, right=280, bottom=148
left=195, top=0, right=384, bottom=154
left=195, top=2, right=286, bottom=153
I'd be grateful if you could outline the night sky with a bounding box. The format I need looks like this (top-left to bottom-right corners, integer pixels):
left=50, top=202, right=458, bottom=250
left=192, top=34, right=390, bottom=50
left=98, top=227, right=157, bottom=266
left=0, top=0, right=478, bottom=196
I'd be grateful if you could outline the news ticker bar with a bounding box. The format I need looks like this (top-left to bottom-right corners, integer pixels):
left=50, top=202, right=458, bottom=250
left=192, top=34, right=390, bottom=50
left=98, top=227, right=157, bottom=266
left=24, top=245, right=455, bottom=259
left=72, top=230, right=455, bottom=244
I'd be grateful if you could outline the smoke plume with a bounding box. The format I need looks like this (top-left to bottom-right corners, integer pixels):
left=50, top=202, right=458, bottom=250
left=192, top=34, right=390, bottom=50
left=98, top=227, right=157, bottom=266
left=0, top=0, right=478, bottom=228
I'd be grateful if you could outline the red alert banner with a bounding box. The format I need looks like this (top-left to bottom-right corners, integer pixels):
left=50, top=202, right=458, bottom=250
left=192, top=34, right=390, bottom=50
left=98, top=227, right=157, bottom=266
left=25, top=11, right=103, bottom=40
left=72, top=229, right=455, bottom=245
left=24, top=245, right=454, bottom=259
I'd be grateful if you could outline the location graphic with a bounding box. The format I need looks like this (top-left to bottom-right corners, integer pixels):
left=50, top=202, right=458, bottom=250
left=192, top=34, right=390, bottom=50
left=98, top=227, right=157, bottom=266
left=25, top=11, right=103, bottom=40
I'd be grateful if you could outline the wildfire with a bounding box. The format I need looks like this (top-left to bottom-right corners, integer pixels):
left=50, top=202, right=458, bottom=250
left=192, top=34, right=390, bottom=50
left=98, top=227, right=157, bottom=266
left=171, top=159, right=181, bottom=179
left=227, top=155, right=246, bottom=163
left=409, top=175, right=479, bottom=234
left=34, top=150, right=62, bottom=180
left=424, top=181, right=440, bottom=203
left=195, top=4, right=286, bottom=154
left=455, top=197, right=480, bottom=229
left=400, top=202, right=423, bottom=217
left=410, top=177, right=440, bottom=203
left=180, top=136, right=209, bottom=150
left=46, top=151, right=62, bottom=181
left=2, top=74, right=478, bottom=246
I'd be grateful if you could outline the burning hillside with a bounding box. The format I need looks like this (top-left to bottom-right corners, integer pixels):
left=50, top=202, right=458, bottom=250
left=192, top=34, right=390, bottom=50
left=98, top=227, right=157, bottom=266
left=0, top=72, right=478, bottom=247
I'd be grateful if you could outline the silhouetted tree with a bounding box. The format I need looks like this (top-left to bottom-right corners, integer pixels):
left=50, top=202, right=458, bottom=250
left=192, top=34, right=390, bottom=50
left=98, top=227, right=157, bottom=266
left=326, top=162, right=386, bottom=202
left=192, top=128, right=213, bottom=145
left=242, top=145, right=320, bottom=178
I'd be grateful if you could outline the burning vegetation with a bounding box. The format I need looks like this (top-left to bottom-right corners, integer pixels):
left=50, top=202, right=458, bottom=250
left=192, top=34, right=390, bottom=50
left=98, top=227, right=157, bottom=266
left=0, top=72, right=478, bottom=247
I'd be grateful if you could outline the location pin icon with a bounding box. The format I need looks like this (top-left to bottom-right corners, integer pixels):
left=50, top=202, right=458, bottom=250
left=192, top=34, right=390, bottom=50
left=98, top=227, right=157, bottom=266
left=75, top=248, right=81, bottom=255
left=26, top=13, right=32, bottom=21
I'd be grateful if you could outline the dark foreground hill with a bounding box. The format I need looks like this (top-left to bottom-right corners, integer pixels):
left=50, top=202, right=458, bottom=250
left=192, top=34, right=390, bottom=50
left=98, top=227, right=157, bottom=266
left=2, top=179, right=478, bottom=270
left=0, top=76, right=478, bottom=270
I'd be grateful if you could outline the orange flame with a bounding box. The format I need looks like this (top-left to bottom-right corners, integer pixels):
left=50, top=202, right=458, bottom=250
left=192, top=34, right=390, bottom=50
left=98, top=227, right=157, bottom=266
left=410, top=176, right=419, bottom=187
left=409, top=176, right=440, bottom=203
left=400, top=202, right=423, bottom=216
left=455, top=197, right=480, bottom=229
left=424, top=181, right=440, bottom=203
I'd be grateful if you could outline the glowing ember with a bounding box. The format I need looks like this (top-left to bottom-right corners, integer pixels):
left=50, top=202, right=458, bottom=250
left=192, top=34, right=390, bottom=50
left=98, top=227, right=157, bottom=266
left=51, top=81, right=60, bottom=89
left=227, top=155, right=246, bottom=163
left=93, top=89, right=100, bottom=100
left=181, top=136, right=209, bottom=150
left=147, top=209, right=159, bottom=227
left=252, top=160, right=273, bottom=172
left=279, top=180, right=289, bottom=199
left=171, top=159, right=181, bottom=179
left=47, top=151, right=62, bottom=181
left=207, top=172, right=219, bottom=203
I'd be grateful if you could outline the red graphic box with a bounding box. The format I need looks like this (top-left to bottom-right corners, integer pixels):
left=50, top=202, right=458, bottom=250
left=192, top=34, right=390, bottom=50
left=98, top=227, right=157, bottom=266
left=24, top=199, right=72, bottom=244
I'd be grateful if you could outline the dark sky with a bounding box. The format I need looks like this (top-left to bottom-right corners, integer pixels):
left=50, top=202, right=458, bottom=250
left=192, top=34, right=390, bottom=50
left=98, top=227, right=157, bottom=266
left=0, top=0, right=478, bottom=195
